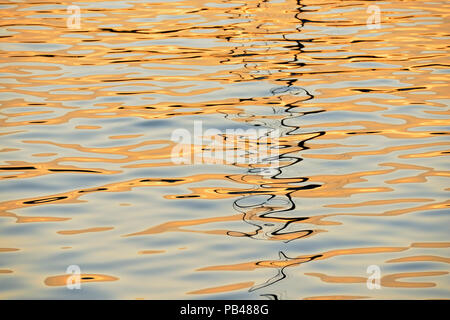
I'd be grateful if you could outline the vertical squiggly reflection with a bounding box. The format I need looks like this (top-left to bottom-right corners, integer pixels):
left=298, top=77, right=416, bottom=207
left=219, top=0, right=323, bottom=295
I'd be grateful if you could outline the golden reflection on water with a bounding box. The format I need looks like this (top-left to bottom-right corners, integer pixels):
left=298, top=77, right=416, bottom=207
left=44, top=274, right=119, bottom=287
left=0, top=0, right=449, bottom=299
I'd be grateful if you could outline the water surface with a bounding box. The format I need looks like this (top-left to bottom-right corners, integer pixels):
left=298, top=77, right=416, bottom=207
left=0, top=0, right=449, bottom=299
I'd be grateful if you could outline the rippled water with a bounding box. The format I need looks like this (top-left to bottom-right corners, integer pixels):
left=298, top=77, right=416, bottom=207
left=1, top=0, right=449, bottom=300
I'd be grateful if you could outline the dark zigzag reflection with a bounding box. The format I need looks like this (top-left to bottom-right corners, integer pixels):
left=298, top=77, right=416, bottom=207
left=219, top=0, right=325, bottom=295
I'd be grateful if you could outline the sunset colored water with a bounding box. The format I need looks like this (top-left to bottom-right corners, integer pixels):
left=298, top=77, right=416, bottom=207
left=0, top=0, right=449, bottom=299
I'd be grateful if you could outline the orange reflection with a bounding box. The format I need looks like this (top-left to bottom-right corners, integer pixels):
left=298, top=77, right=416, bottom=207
left=44, top=274, right=119, bottom=287
left=187, top=281, right=254, bottom=295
